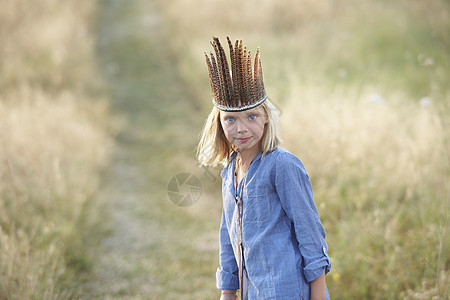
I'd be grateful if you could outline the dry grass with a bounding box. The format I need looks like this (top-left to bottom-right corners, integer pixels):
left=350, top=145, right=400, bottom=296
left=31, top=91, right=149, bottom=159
left=281, top=86, right=449, bottom=298
left=0, top=1, right=112, bottom=299
left=3, top=0, right=446, bottom=298
left=0, top=0, right=100, bottom=91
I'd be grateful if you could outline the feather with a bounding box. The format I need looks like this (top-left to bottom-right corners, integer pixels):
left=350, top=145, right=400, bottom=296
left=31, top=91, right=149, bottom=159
left=254, top=48, right=262, bottom=100
left=205, top=52, right=216, bottom=101
left=238, top=41, right=245, bottom=107
left=246, top=50, right=253, bottom=105
left=227, top=37, right=239, bottom=108
left=211, top=38, right=226, bottom=106
left=209, top=52, right=222, bottom=105
left=205, top=37, right=266, bottom=110
left=217, top=38, right=233, bottom=106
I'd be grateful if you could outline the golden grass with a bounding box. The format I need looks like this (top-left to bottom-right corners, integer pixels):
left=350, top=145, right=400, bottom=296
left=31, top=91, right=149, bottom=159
left=0, top=0, right=100, bottom=91
left=0, top=88, right=111, bottom=299
left=0, top=0, right=112, bottom=299
left=281, top=86, right=449, bottom=298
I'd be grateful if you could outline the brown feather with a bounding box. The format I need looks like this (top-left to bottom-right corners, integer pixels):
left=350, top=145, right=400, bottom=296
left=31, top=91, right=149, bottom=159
left=257, top=48, right=265, bottom=100
left=218, top=39, right=232, bottom=106
left=205, top=52, right=215, bottom=101
left=209, top=52, right=221, bottom=105
left=227, top=37, right=238, bottom=108
left=211, top=38, right=226, bottom=105
left=205, top=37, right=266, bottom=110
left=246, top=50, right=253, bottom=105
left=254, top=48, right=261, bottom=100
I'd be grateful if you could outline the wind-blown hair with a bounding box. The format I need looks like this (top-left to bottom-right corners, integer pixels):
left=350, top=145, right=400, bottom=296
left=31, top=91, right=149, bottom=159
left=197, top=99, right=282, bottom=167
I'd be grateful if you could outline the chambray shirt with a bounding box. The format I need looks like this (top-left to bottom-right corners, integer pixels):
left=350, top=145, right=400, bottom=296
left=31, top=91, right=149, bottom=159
left=216, top=147, right=331, bottom=299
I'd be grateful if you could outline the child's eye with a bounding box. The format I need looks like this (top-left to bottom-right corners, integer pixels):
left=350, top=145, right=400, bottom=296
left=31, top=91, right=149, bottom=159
left=226, top=117, right=235, bottom=123
left=249, top=115, right=256, bottom=120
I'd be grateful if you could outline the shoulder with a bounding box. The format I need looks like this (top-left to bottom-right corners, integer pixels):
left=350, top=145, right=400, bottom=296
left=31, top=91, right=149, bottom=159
left=266, top=147, right=306, bottom=168
left=266, top=147, right=309, bottom=178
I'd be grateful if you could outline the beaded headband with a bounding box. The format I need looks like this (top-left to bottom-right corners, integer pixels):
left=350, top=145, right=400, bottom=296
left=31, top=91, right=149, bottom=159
left=205, top=37, right=267, bottom=111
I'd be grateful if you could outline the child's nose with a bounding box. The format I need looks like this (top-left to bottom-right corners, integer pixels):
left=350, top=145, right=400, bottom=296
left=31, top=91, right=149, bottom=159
left=236, top=120, right=247, bottom=133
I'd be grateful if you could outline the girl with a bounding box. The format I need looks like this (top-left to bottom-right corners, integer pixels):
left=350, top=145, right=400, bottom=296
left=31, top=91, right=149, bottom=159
left=197, top=37, right=331, bottom=300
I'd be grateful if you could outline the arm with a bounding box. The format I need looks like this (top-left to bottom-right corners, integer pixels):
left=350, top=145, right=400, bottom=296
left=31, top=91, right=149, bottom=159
left=275, top=153, right=331, bottom=282
left=219, top=289, right=237, bottom=300
left=216, top=210, right=240, bottom=290
left=310, top=271, right=326, bottom=300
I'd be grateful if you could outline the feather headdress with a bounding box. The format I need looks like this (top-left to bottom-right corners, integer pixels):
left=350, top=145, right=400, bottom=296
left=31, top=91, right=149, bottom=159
left=205, top=37, right=267, bottom=111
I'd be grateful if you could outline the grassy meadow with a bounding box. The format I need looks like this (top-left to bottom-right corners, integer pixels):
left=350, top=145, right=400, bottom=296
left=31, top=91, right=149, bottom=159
left=159, top=0, right=450, bottom=298
left=1, top=0, right=449, bottom=299
left=0, top=0, right=112, bottom=299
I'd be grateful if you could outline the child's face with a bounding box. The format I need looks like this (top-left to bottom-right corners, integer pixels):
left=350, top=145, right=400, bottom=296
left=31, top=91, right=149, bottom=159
left=220, top=105, right=268, bottom=155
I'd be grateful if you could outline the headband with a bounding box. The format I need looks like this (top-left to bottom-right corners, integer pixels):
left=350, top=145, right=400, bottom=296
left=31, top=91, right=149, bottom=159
left=205, top=37, right=267, bottom=111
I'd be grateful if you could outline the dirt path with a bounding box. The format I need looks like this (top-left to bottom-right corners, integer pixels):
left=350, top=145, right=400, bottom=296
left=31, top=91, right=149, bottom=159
left=82, top=0, right=220, bottom=299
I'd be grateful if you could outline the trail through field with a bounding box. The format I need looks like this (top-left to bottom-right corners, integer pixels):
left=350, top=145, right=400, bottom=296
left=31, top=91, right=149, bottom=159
left=83, top=0, right=220, bottom=299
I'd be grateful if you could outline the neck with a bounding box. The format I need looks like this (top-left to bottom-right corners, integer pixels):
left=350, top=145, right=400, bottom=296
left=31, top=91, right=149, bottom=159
left=237, top=147, right=260, bottom=170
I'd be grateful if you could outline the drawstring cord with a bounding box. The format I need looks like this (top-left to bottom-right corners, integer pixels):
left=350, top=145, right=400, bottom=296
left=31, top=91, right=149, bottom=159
left=234, top=151, right=259, bottom=299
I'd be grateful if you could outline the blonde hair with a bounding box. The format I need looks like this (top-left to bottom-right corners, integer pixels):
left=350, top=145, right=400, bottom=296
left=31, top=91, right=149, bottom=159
left=197, top=99, right=282, bottom=167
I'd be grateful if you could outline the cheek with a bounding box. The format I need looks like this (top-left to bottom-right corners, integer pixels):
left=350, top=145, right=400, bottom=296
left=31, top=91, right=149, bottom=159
left=220, top=122, right=233, bottom=139
left=251, top=120, right=266, bottom=135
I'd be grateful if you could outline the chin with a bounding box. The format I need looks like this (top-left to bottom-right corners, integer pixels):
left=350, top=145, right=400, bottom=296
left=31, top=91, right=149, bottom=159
left=238, top=143, right=257, bottom=152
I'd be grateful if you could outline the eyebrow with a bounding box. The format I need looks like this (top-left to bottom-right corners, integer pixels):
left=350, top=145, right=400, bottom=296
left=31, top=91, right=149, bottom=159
left=246, top=111, right=258, bottom=115
left=221, top=112, right=237, bottom=118
left=221, top=110, right=258, bottom=118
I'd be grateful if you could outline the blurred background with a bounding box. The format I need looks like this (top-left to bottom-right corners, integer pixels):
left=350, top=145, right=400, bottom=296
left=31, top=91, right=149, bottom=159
left=0, top=0, right=448, bottom=299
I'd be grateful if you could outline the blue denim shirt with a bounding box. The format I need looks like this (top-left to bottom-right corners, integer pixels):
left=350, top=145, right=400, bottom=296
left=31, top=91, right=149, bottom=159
left=216, top=147, right=331, bottom=299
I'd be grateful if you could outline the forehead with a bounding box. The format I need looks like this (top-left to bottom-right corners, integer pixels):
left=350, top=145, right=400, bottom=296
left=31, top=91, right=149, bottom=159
left=220, top=105, right=265, bottom=117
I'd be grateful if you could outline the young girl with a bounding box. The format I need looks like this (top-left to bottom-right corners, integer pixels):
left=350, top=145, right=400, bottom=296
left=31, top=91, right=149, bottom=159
left=198, top=37, right=331, bottom=300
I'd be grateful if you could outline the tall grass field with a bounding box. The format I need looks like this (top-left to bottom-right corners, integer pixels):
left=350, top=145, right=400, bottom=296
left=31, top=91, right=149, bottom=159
left=1, top=0, right=448, bottom=299
left=0, top=0, right=112, bottom=299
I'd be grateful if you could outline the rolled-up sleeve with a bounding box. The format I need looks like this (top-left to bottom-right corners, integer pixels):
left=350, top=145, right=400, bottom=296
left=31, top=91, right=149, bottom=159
left=216, top=209, right=239, bottom=289
left=275, top=152, right=331, bottom=283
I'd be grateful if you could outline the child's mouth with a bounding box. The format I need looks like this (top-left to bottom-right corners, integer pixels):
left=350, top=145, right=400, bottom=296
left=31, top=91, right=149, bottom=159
left=237, top=137, right=251, bottom=143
